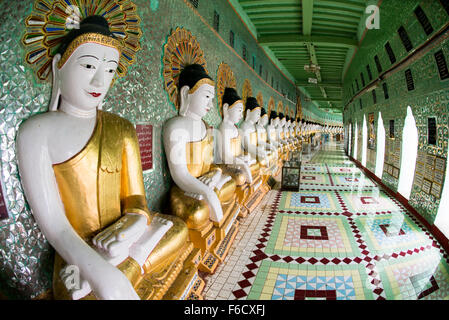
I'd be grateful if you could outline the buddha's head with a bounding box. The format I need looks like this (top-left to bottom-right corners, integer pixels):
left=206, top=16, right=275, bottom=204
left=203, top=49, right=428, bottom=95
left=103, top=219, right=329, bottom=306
left=258, top=107, right=268, bottom=127
left=269, top=111, right=279, bottom=127
left=50, top=15, right=121, bottom=112
left=222, top=87, right=243, bottom=125
left=178, top=64, right=215, bottom=119
left=278, top=113, right=286, bottom=127
left=245, top=97, right=261, bottom=124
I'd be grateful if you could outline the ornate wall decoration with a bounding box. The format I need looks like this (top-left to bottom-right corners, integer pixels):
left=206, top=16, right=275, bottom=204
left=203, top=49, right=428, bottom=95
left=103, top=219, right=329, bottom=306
left=267, top=97, right=275, bottom=115
left=277, top=101, right=284, bottom=115
left=241, top=79, right=252, bottom=106
left=296, top=95, right=303, bottom=121
left=22, top=0, right=142, bottom=81
left=216, top=62, right=236, bottom=116
left=256, top=91, right=263, bottom=109
left=163, top=27, right=208, bottom=109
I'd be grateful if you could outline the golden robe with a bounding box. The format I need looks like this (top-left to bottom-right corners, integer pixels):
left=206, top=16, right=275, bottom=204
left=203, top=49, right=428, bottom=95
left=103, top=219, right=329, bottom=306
left=52, top=111, right=188, bottom=299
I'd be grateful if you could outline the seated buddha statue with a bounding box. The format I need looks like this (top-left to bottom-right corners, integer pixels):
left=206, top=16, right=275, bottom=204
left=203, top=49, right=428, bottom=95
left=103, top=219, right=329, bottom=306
left=283, top=116, right=296, bottom=149
left=267, top=111, right=285, bottom=171
left=256, top=106, right=279, bottom=177
left=276, top=113, right=290, bottom=160
left=16, top=16, right=190, bottom=300
left=257, top=107, right=277, bottom=156
left=163, top=64, right=240, bottom=270
left=289, top=119, right=300, bottom=151
left=239, top=97, right=277, bottom=188
left=293, top=119, right=303, bottom=150
left=239, top=97, right=271, bottom=167
left=218, top=88, right=255, bottom=184
left=217, top=88, right=262, bottom=214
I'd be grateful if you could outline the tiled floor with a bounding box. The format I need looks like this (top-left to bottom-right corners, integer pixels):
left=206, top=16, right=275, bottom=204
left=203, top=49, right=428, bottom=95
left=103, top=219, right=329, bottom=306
left=202, top=142, right=449, bottom=300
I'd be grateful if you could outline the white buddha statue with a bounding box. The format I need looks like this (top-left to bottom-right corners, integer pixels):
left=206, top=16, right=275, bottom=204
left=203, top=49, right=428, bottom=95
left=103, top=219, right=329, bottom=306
left=239, top=97, right=270, bottom=166
left=17, top=15, right=189, bottom=300
left=216, top=88, right=267, bottom=214
left=256, top=106, right=278, bottom=159
left=284, top=116, right=296, bottom=148
left=164, top=64, right=240, bottom=271
left=218, top=88, right=255, bottom=184
left=276, top=113, right=290, bottom=159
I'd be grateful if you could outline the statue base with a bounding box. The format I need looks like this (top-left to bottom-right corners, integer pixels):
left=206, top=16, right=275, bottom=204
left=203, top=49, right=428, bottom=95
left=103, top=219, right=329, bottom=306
left=162, top=248, right=206, bottom=300
left=243, top=176, right=269, bottom=213
left=135, top=241, right=195, bottom=300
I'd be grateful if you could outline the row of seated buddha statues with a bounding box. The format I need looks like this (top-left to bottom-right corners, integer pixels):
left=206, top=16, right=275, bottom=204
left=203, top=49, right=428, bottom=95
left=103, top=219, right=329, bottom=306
left=163, top=62, right=309, bottom=278
left=16, top=5, right=309, bottom=300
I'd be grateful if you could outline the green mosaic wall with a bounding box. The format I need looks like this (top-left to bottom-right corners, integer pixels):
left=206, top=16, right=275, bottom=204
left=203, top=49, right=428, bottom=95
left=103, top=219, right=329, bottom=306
left=0, top=0, right=341, bottom=299
left=343, top=0, right=449, bottom=225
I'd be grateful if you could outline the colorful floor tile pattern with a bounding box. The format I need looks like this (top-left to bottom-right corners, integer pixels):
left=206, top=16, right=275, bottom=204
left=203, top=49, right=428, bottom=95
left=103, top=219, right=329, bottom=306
left=202, top=142, right=449, bottom=300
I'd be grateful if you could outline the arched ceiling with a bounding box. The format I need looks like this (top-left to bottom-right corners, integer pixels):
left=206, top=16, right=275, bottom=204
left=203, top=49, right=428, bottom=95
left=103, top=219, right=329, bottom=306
left=234, top=0, right=369, bottom=114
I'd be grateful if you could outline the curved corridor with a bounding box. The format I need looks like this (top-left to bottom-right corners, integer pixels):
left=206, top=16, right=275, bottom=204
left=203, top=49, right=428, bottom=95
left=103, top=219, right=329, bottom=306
left=203, top=142, right=449, bottom=300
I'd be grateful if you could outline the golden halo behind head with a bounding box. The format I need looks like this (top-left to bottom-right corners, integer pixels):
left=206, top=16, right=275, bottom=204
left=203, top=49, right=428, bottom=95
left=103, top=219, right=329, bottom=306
left=277, top=101, right=284, bottom=115
left=22, top=0, right=142, bottom=81
left=241, top=79, right=252, bottom=109
left=216, top=62, right=236, bottom=117
left=296, top=95, right=303, bottom=121
left=163, top=27, right=208, bottom=109
left=267, top=97, right=275, bottom=115
left=256, top=91, right=263, bottom=109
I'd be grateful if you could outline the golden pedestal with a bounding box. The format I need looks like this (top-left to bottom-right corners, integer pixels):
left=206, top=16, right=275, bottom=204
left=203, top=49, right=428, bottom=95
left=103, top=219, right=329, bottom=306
left=162, top=248, right=206, bottom=300
left=134, top=241, right=194, bottom=300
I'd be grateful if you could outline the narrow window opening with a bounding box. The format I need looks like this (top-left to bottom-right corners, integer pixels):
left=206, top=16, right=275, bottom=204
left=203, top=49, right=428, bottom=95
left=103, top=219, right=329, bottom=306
left=229, top=30, right=235, bottom=48
left=428, top=117, right=437, bottom=145
left=374, top=55, right=382, bottom=73
left=382, top=82, right=389, bottom=100
left=398, top=26, right=413, bottom=52
left=366, top=64, right=373, bottom=81
left=213, top=10, right=220, bottom=32
left=242, top=44, right=247, bottom=62
left=375, top=112, right=386, bottom=178
left=398, top=106, right=418, bottom=200
left=389, top=119, right=395, bottom=139
left=414, top=5, right=434, bottom=36
left=434, top=50, right=449, bottom=80
left=385, top=42, right=396, bottom=64
left=405, top=69, right=415, bottom=91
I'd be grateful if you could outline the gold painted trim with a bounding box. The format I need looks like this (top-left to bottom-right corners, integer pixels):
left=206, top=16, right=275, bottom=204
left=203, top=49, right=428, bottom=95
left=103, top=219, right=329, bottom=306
left=228, top=99, right=243, bottom=110
left=58, top=33, right=122, bottom=69
left=188, top=78, right=215, bottom=94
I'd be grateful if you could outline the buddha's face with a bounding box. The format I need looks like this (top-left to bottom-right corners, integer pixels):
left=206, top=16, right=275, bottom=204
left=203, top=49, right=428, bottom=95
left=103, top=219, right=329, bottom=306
left=227, top=102, right=244, bottom=124
left=186, top=84, right=215, bottom=119
left=58, top=42, right=119, bottom=111
left=247, top=107, right=261, bottom=123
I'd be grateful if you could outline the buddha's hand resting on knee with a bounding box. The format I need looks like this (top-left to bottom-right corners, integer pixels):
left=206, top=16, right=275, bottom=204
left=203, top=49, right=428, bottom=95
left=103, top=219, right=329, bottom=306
left=198, top=169, right=222, bottom=189
left=60, top=261, right=139, bottom=300
left=92, top=213, right=148, bottom=258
